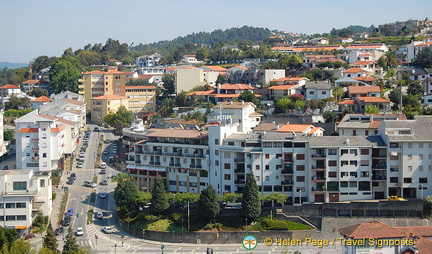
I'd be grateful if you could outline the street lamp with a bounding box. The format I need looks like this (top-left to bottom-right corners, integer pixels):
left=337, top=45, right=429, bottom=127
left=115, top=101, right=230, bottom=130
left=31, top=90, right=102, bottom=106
left=126, top=209, right=130, bottom=232
left=299, top=189, right=302, bottom=205
left=245, top=218, right=248, bottom=236
left=114, top=244, right=117, bottom=254
left=419, top=184, right=424, bottom=199
left=181, top=219, right=184, bottom=244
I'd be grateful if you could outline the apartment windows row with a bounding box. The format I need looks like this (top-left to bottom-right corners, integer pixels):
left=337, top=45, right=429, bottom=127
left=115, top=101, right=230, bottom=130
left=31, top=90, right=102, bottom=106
left=0, top=215, right=27, bottom=221
left=168, top=180, right=206, bottom=187
left=0, top=202, right=26, bottom=209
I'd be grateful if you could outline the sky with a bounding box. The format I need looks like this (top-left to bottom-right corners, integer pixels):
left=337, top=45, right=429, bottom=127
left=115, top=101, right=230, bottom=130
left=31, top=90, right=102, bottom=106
left=1, top=0, right=431, bottom=63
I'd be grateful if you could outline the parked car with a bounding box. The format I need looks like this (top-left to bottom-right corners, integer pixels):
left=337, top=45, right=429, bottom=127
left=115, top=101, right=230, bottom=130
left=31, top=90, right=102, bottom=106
left=94, top=127, right=100, bottom=132
left=66, top=178, right=74, bottom=185
left=101, top=178, right=109, bottom=185
left=61, top=216, right=71, bottom=226
left=95, top=212, right=103, bottom=219
left=1, top=165, right=9, bottom=170
left=84, top=180, right=97, bottom=188
left=99, top=192, right=107, bottom=199
left=77, top=161, right=83, bottom=168
left=71, top=173, right=77, bottom=180
left=55, top=227, right=64, bottom=236
left=102, top=226, right=113, bottom=234
left=76, top=227, right=84, bottom=236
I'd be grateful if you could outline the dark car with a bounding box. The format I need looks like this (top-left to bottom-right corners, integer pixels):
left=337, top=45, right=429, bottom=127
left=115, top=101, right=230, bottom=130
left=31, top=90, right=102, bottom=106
left=71, top=173, right=76, bottom=180
left=55, top=227, right=64, bottom=236
left=1, top=165, right=8, bottom=170
left=94, top=127, right=100, bottom=132
left=66, top=178, right=74, bottom=185
left=61, top=216, right=71, bottom=226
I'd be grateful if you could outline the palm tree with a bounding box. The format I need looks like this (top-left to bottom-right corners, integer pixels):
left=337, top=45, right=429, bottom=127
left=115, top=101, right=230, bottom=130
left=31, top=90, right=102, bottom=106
left=383, top=51, right=398, bottom=69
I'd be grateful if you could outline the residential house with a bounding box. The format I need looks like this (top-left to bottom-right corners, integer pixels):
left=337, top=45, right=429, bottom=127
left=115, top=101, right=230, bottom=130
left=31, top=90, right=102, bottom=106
left=344, top=43, right=389, bottom=64
left=0, top=84, right=22, bottom=108
left=183, top=55, right=202, bottom=65
left=21, top=79, right=50, bottom=94
left=254, top=123, right=324, bottom=136
left=31, top=96, right=51, bottom=110
left=90, top=94, right=128, bottom=124
left=337, top=113, right=407, bottom=136
left=304, top=81, right=332, bottom=100
left=338, top=97, right=391, bottom=113
left=334, top=37, right=354, bottom=43
left=125, top=86, right=156, bottom=113
left=310, top=37, right=330, bottom=45
left=347, top=86, right=381, bottom=99
left=267, top=84, right=301, bottom=99
left=136, top=53, right=161, bottom=68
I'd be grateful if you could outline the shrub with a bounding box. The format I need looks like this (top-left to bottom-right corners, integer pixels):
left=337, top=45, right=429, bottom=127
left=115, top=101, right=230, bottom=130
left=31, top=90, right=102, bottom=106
left=424, top=195, right=432, bottom=216
left=90, top=192, right=96, bottom=202
left=147, top=219, right=172, bottom=231
left=145, top=214, right=160, bottom=222
left=262, top=219, right=289, bottom=230
left=171, top=213, right=183, bottom=222
left=52, top=191, right=56, bottom=201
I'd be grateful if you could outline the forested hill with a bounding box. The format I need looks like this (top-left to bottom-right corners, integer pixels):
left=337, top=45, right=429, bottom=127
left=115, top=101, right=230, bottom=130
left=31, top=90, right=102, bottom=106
left=130, top=26, right=272, bottom=51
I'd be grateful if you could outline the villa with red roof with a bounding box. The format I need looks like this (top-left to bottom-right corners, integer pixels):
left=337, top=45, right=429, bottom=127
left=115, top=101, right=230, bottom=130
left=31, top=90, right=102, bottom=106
left=338, top=96, right=390, bottom=113
left=31, top=96, right=51, bottom=109
left=187, top=83, right=258, bottom=103
left=347, top=86, right=381, bottom=98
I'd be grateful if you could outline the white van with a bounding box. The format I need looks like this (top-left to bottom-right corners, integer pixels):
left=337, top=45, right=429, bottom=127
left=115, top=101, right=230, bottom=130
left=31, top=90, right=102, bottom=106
left=100, top=162, right=107, bottom=169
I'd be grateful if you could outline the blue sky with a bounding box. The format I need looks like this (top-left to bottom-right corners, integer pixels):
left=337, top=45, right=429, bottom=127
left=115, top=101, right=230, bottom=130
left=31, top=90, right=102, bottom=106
left=1, top=0, right=431, bottom=63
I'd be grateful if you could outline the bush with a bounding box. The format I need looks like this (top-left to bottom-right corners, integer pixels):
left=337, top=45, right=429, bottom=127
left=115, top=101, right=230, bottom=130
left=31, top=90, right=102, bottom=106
left=90, top=192, right=96, bottom=202
left=262, top=219, right=289, bottom=230
left=424, top=195, right=432, bottom=216
left=147, top=219, right=172, bottom=231
left=171, top=213, right=183, bottom=222
left=52, top=191, right=56, bottom=200
left=145, top=214, right=160, bottom=222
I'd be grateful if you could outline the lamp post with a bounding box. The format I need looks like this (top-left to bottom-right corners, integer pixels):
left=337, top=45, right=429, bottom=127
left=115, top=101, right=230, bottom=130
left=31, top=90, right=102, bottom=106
left=94, top=151, right=97, bottom=176
left=114, top=244, right=117, bottom=254
left=126, top=209, right=130, bottom=232
left=299, top=189, right=302, bottom=205
left=419, top=184, right=424, bottom=199
left=245, top=218, right=248, bottom=236
left=181, top=219, right=184, bottom=244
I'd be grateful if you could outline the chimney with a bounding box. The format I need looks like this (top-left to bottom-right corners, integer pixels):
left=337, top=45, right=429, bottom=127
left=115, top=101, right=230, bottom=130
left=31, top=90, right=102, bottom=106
left=240, top=100, right=244, bottom=104
left=275, top=124, right=280, bottom=130
left=217, top=83, right=220, bottom=94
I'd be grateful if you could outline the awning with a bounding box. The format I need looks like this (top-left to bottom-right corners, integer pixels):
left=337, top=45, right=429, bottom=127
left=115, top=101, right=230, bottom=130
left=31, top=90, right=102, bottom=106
left=15, top=226, right=27, bottom=229
left=136, top=165, right=165, bottom=172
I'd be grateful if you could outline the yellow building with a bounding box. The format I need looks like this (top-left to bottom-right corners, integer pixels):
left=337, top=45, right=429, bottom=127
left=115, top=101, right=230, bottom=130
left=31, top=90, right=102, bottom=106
left=79, top=70, right=127, bottom=112
left=125, top=86, right=157, bottom=113
left=90, top=94, right=128, bottom=124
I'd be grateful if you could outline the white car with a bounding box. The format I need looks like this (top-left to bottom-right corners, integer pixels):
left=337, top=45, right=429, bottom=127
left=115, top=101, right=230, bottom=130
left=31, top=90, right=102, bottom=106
left=101, top=178, right=109, bottom=185
left=77, top=162, right=83, bottom=168
left=76, top=227, right=84, bottom=236
left=95, top=212, right=103, bottom=219
left=102, top=226, right=113, bottom=234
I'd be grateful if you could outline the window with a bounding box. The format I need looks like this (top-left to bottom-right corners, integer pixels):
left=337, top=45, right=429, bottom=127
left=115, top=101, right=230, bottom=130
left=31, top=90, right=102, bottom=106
left=265, top=154, right=270, bottom=159
left=360, top=171, right=369, bottom=177
left=40, top=179, right=45, bottom=187
left=341, top=149, right=348, bottom=155
left=215, top=160, right=219, bottom=166
left=6, top=216, right=15, bottom=221
left=215, top=150, right=219, bottom=155
left=265, top=165, right=270, bottom=170
left=297, top=154, right=305, bottom=160
left=340, top=182, right=348, bottom=187
left=224, top=185, right=231, bottom=191
left=224, top=163, right=230, bottom=170
left=328, top=149, right=337, bottom=155
left=296, top=176, right=305, bottom=182
left=6, top=203, right=16, bottom=209
left=420, top=143, right=424, bottom=148
left=420, top=178, right=428, bottom=183
left=341, top=161, right=348, bottom=166
left=224, top=174, right=231, bottom=180
left=255, top=165, right=260, bottom=170
left=404, top=178, right=412, bottom=183
left=328, top=160, right=337, bottom=167
left=349, top=182, right=357, bottom=188
left=341, top=172, right=348, bottom=177
left=350, top=161, right=358, bottom=166
left=214, top=139, right=219, bottom=145
left=265, top=176, right=270, bottom=181
left=296, top=165, right=305, bottom=171
left=13, top=182, right=27, bottom=191
left=360, top=149, right=369, bottom=155
left=16, top=203, right=26, bottom=208
left=350, top=172, right=357, bottom=177
left=408, top=154, right=412, bottom=160
left=390, top=177, right=399, bottom=183
left=419, top=154, right=423, bottom=160
left=408, top=166, right=412, bottom=172
left=420, top=166, right=424, bottom=171
left=325, top=172, right=336, bottom=178
left=360, top=160, right=369, bottom=166
left=255, top=176, right=260, bottom=181
left=350, top=149, right=358, bottom=156
left=16, top=215, right=26, bottom=221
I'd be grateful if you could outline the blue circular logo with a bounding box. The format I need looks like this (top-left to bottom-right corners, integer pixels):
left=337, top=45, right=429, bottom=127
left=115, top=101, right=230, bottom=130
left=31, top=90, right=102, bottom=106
left=242, top=235, right=258, bottom=250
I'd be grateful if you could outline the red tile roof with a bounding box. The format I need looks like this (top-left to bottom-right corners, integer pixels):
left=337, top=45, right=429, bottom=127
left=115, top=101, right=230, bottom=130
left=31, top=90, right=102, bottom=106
left=125, top=86, right=156, bottom=90
left=338, top=100, right=356, bottom=105
left=358, top=97, right=389, bottom=103
left=201, top=66, right=227, bottom=72
left=345, top=44, right=386, bottom=49
left=273, top=77, right=305, bottom=82
left=354, top=76, right=377, bottom=82
left=187, top=90, right=216, bottom=96
left=22, top=79, right=48, bottom=84
left=277, top=124, right=313, bottom=133
left=348, top=86, right=380, bottom=94
left=0, top=84, right=20, bottom=89
left=219, top=83, right=254, bottom=90
left=339, top=221, right=407, bottom=239
left=344, top=68, right=368, bottom=73
left=20, top=128, right=38, bottom=133
left=268, top=85, right=297, bottom=90
left=32, top=96, right=51, bottom=102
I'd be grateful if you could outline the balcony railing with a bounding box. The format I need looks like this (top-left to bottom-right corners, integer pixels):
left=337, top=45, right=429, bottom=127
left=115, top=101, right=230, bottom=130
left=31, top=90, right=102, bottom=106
left=281, top=180, right=294, bottom=185
left=281, top=169, right=293, bottom=174
left=312, top=187, right=325, bottom=191
left=311, top=154, right=326, bottom=158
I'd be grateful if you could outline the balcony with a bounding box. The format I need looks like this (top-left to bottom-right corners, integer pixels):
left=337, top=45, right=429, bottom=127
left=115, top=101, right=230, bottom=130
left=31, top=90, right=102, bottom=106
left=311, top=154, right=326, bottom=159
left=32, top=157, right=39, bottom=162
left=234, top=158, right=245, bottom=163
left=281, top=169, right=293, bottom=174
left=235, top=179, right=246, bottom=184
left=372, top=163, right=387, bottom=169
left=312, top=187, right=325, bottom=192
left=312, top=165, right=326, bottom=170
left=31, top=147, right=39, bottom=151
left=372, top=175, right=387, bottom=181
left=312, top=176, right=326, bottom=181
left=281, top=180, right=294, bottom=185
left=235, top=168, right=245, bottom=173
left=31, top=138, right=39, bottom=142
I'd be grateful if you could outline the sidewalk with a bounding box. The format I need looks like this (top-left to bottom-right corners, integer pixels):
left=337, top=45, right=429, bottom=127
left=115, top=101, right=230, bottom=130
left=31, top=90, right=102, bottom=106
left=51, top=157, right=71, bottom=228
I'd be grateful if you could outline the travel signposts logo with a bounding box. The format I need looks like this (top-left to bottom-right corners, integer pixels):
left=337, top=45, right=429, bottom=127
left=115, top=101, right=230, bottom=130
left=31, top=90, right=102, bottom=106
left=242, top=235, right=257, bottom=250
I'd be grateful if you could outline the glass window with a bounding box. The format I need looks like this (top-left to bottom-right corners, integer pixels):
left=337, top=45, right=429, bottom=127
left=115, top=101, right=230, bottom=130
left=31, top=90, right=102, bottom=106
left=16, top=215, right=26, bottom=221
left=6, top=203, right=15, bottom=209
left=13, top=182, right=27, bottom=191
left=16, top=203, right=26, bottom=208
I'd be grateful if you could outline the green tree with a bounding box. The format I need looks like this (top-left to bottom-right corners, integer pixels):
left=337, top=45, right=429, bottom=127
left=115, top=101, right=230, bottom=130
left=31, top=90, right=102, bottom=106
left=43, top=223, right=59, bottom=254
left=261, top=193, right=287, bottom=206
left=378, top=51, right=398, bottom=70
left=150, top=175, right=169, bottom=215
left=3, top=130, right=14, bottom=141
left=241, top=172, right=261, bottom=221
left=197, top=185, right=220, bottom=223
left=103, top=106, right=133, bottom=128
left=5, top=95, right=31, bottom=110
left=219, top=193, right=242, bottom=203
left=388, top=87, right=402, bottom=111
left=33, top=210, right=48, bottom=229
left=238, top=90, right=260, bottom=107
left=365, top=105, right=379, bottom=114
left=62, top=227, right=79, bottom=254
left=162, top=74, right=175, bottom=94
left=413, top=47, right=432, bottom=68
left=114, top=180, right=138, bottom=209
left=322, top=111, right=337, bottom=123
left=49, top=59, right=80, bottom=93
left=2, top=238, right=32, bottom=254
left=30, top=87, right=47, bottom=97
left=0, top=226, right=17, bottom=251
left=407, top=81, right=424, bottom=96
left=274, top=97, right=291, bottom=113
left=32, top=56, right=57, bottom=74
left=195, top=48, right=208, bottom=61
left=215, top=74, right=228, bottom=85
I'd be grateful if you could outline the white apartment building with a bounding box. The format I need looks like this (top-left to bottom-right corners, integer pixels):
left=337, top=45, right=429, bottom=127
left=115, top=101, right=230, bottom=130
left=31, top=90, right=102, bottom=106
left=15, top=110, right=66, bottom=173
left=0, top=169, right=51, bottom=231
left=124, top=105, right=432, bottom=204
